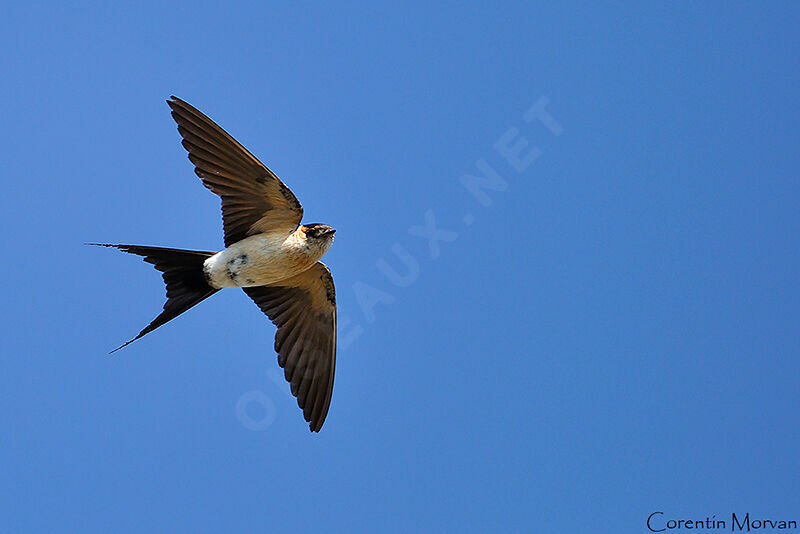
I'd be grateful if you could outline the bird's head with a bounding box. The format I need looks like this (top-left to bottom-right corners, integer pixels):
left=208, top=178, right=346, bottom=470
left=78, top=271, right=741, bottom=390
left=300, top=223, right=336, bottom=247
left=301, top=223, right=336, bottom=239
left=300, top=223, right=336, bottom=256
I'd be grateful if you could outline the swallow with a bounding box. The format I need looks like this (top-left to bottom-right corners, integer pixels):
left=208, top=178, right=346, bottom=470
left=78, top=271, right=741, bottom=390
left=93, top=97, right=337, bottom=432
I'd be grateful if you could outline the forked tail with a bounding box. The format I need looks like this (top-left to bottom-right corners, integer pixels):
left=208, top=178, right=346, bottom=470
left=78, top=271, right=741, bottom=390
left=90, top=244, right=219, bottom=352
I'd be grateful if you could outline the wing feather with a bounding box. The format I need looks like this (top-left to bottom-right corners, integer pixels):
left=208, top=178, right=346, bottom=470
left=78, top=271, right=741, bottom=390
left=243, top=263, right=336, bottom=432
left=167, top=96, right=303, bottom=245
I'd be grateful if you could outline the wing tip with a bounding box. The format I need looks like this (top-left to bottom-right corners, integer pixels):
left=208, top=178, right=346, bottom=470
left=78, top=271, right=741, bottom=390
left=307, top=396, right=332, bottom=433
left=309, top=420, right=324, bottom=433
left=167, top=95, right=189, bottom=113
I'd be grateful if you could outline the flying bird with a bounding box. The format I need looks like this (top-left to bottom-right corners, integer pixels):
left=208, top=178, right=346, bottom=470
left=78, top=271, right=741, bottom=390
left=93, top=97, right=337, bottom=432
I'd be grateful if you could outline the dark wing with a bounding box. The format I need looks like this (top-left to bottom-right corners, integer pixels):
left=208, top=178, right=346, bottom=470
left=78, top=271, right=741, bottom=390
left=167, top=96, right=303, bottom=246
left=243, top=262, right=336, bottom=432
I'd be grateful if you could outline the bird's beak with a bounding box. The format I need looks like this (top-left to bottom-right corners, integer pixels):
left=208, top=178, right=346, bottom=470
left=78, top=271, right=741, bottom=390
left=326, top=228, right=336, bottom=236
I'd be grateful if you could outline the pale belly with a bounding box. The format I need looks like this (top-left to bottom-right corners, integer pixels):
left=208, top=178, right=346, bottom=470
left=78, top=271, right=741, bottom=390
left=203, top=233, right=319, bottom=289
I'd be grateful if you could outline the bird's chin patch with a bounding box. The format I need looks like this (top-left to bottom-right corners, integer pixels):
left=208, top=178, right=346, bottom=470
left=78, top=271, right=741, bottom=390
left=320, top=238, right=334, bottom=256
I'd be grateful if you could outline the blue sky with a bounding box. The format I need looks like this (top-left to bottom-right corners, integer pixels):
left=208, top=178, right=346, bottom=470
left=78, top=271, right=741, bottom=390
left=2, top=2, right=799, bottom=532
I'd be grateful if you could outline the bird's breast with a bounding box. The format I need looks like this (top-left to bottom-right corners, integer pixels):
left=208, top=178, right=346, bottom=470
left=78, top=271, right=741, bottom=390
left=203, top=232, right=318, bottom=289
